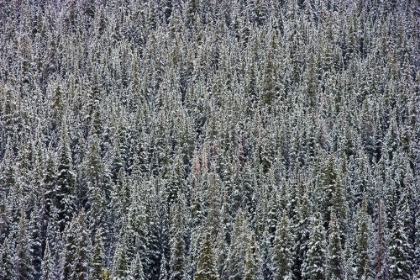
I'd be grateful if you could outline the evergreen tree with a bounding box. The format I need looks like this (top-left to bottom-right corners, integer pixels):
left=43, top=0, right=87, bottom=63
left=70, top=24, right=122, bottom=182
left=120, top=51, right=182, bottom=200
left=374, top=198, right=389, bottom=280
left=169, top=199, right=186, bottom=280
left=30, top=203, right=43, bottom=280
left=389, top=196, right=413, bottom=279
left=272, top=212, right=294, bottom=280
left=61, top=210, right=91, bottom=280
left=302, top=212, right=327, bottom=280
left=292, top=190, right=312, bottom=279
left=0, top=237, right=15, bottom=280
left=41, top=242, right=55, bottom=280
left=194, top=232, right=219, bottom=280
left=326, top=212, right=344, bottom=280
left=14, top=210, right=35, bottom=280
left=416, top=208, right=420, bottom=276
left=243, top=233, right=262, bottom=280
left=130, top=253, right=145, bottom=280
left=56, top=125, right=76, bottom=232
left=355, top=193, right=373, bottom=279
left=159, top=254, right=169, bottom=280
left=113, top=232, right=130, bottom=280
left=0, top=2, right=419, bottom=280
left=91, top=230, right=106, bottom=280
left=317, top=156, right=347, bottom=232
left=225, top=211, right=249, bottom=280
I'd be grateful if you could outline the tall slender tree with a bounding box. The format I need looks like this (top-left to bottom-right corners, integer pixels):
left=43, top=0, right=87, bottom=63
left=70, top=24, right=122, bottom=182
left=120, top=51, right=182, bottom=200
left=14, top=210, right=34, bottom=280
left=272, top=213, right=294, bottom=280
left=302, top=212, right=327, bottom=280
left=194, top=232, right=219, bottom=280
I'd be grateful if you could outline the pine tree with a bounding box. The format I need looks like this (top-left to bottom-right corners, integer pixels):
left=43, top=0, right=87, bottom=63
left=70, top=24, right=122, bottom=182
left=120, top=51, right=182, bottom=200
left=243, top=233, right=261, bottom=280
left=15, top=210, right=35, bottom=280
left=318, top=156, right=346, bottom=230
left=91, top=230, right=106, bottom=280
left=88, top=184, right=106, bottom=240
left=61, top=210, right=91, bottom=280
left=72, top=211, right=92, bottom=280
left=225, top=211, right=249, bottom=280
left=389, top=196, right=413, bottom=279
left=194, top=232, right=219, bottom=280
left=292, top=190, right=312, bottom=280
left=41, top=242, right=55, bottom=280
left=326, top=212, right=344, bottom=280
left=159, top=255, right=169, bottom=280
left=29, top=204, right=43, bottom=280
left=169, top=199, right=186, bottom=280
left=302, top=212, right=327, bottom=280
left=113, top=232, right=130, bottom=280
left=42, top=154, right=56, bottom=223
left=272, top=213, right=294, bottom=280
left=56, top=125, right=76, bottom=232
left=130, top=253, right=145, bottom=280
left=355, top=193, right=373, bottom=279
left=374, top=198, right=389, bottom=280
left=0, top=237, right=15, bottom=280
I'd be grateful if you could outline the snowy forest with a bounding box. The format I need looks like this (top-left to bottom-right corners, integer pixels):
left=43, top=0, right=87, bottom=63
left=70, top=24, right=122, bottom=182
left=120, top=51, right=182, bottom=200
left=1, top=0, right=420, bottom=279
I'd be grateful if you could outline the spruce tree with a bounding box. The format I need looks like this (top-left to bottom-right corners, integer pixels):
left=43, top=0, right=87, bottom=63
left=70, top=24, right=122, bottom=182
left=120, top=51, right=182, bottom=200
left=29, top=204, right=43, bottom=280
left=194, top=232, right=219, bottom=280
left=159, top=254, right=169, bottom=280
left=0, top=237, right=15, bottom=280
left=355, top=193, right=373, bottom=279
left=292, top=191, right=312, bottom=279
left=225, top=210, right=249, bottom=280
left=56, top=125, right=76, bottom=232
left=14, top=210, right=35, bottom=280
left=302, top=212, right=327, bottom=280
left=91, top=230, right=106, bottom=280
left=243, top=246, right=258, bottom=280
left=326, top=212, right=344, bottom=280
left=41, top=242, right=55, bottom=280
left=113, top=232, right=130, bottom=280
left=318, top=156, right=342, bottom=229
left=272, top=213, right=294, bottom=280
left=243, top=233, right=262, bottom=280
left=374, top=198, right=389, bottom=280
left=130, top=253, right=145, bottom=280
left=169, top=199, right=186, bottom=280
left=389, top=196, right=413, bottom=279
left=61, top=210, right=91, bottom=280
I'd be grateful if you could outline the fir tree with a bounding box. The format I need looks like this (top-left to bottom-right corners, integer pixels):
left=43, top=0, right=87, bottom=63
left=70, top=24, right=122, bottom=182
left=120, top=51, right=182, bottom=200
left=91, top=230, right=106, bottom=280
left=29, top=204, right=43, bottom=280
left=194, top=232, right=219, bottom=280
left=292, top=190, right=312, bottom=280
left=326, top=212, right=344, bottom=280
left=61, top=210, right=91, bottom=280
left=113, top=232, right=130, bottom=280
left=355, top=193, right=373, bottom=279
left=56, top=125, right=76, bottom=232
left=0, top=237, right=15, bottom=280
left=130, top=253, right=145, bottom=280
left=169, top=199, right=186, bottom=280
left=14, top=210, right=35, bottom=280
left=41, top=242, right=55, bottom=280
left=272, top=213, right=294, bottom=280
left=302, top=212, right=327, bottom=280
left=389, top=196, right=413, bottom=279
left=374, top=198, right=389, bottom=280
left=159, top=255, right=169, bottom=280
left=243, top=233, right=261, bottom=280
left=225, top=211, right=249, bottom=280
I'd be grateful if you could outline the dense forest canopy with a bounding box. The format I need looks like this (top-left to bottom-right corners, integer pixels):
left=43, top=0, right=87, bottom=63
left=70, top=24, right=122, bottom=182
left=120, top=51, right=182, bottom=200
left=0, top=0, right=420, bottom=279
